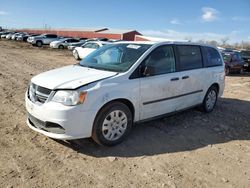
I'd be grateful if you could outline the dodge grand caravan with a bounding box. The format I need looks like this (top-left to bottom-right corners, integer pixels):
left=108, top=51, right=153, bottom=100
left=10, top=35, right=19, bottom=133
left=25, top=41, right=225, bottom=146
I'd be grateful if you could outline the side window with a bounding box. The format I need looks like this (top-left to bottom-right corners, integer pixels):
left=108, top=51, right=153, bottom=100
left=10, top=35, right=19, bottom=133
left=83, top=43, right=93, bottom=48
left=177, top=45, right=202, bottom=71
left=92, top=43, right=99, bottom=49
left=83, top=43, right=99, bottom=49
left=144, top=45, right=176, bottom=75
left=71, top=39, right=79, bottom=43
left=204, top=47, right=222, bottom=67
left=47, top=34, right=57, bottom=38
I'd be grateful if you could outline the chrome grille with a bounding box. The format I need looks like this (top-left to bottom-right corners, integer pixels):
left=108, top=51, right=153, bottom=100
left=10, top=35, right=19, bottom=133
left=28, top=83, right=52, bottom=104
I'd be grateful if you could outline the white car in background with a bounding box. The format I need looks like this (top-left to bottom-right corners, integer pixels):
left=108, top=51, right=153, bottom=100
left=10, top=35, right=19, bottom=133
left=50, top=38, right=80, bottom=49
left=67, top=41, right=87, bottom=51
left=5, top=32, right=16, bottom=39
left=73, top=41, right=111, bottom=60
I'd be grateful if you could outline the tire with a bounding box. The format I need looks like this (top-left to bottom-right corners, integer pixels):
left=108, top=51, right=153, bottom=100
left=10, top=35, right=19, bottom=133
left=202, top=86, right=218, bottom=113
left=73, top=50, right=80, bottom=60
left=58, top=45, right=64, bottom=49
left=237, top=67, right=243, bottom=74
left=225, top=66, right=230, bottom=76
left=36, top=41, right=43, bottom=47
left=92, top=102, right=133, bottom=146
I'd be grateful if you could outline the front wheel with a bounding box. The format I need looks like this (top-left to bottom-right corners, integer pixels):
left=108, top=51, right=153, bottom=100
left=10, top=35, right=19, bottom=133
left=202, top=86, right=218, bottom=113
left=237, top=67, right=243, bottom=74
left=36, top=41, right=43, bottom=47
left=92, top=102, right=133, bottom=146
left=73, top=50, right=80, bottom=60
left=58, top=45, right=64, bottom=49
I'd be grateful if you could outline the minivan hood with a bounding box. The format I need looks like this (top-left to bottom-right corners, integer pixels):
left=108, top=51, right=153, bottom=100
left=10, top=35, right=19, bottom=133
left=31, top=65, right=117, bottom=90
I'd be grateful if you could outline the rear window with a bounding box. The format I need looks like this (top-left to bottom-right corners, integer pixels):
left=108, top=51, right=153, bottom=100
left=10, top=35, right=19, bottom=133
left=203, top=47, right=222, bottom=67
left=177, top=45, right=202, bottom=71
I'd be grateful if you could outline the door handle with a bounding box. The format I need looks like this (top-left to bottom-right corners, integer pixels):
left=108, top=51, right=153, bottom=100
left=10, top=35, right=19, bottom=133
left=182, top=76, right=189, bottom=79
left=171, top=77, right=179, bottom=81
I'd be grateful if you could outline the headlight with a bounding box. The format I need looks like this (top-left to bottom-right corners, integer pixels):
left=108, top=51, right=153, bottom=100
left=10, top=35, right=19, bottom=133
left=52, top=90, right=87, bottom=106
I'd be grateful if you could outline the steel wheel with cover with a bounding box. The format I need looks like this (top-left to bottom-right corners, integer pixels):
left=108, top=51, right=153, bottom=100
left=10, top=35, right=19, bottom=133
left=202, top=86, right=218, bottom=112
left=92, top=101, right=133, bottom=146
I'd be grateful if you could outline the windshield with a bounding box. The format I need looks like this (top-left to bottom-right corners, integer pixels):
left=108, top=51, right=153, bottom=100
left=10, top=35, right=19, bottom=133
left=79, top=43, right=152, bottom=72
left=241, top=51, right=250, bottom=57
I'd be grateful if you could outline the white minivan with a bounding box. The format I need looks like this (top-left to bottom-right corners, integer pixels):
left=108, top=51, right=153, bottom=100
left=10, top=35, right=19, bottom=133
left=25, top=41, right=225, bottom=146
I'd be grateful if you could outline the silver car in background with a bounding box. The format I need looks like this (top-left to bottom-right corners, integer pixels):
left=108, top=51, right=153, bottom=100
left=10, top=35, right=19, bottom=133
left=50, top=38, right=80, bottom=49
left=27, top=34, right=62, bottom=47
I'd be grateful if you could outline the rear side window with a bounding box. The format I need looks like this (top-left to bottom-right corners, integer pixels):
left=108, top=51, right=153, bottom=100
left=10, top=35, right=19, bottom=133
left=203, top=47, right=222, bottom=67
left=177, top=45, right=202, bottom=71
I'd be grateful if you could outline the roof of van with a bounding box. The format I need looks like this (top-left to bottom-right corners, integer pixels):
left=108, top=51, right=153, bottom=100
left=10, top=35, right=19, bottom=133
left=116, top=41, right=219, bottom=48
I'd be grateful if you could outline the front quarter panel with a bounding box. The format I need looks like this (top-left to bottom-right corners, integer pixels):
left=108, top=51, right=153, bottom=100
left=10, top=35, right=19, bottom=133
left=82, top=75, right=140, bottom=122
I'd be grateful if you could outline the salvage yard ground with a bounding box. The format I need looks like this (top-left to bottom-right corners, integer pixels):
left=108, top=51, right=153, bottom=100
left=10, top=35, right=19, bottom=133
left=0, top=40, right=250, bottom=188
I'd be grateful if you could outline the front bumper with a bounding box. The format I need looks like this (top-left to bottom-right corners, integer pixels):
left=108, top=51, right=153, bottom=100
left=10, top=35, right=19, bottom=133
left=27, top=39, right=36, bottom=44
left=25, top=92, right=96, bottom=140
left=50, top=44, right=58, bottom=48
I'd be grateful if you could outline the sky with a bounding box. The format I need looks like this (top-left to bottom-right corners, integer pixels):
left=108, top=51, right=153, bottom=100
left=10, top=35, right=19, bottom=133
left=0, top=0, right=249, bottom=43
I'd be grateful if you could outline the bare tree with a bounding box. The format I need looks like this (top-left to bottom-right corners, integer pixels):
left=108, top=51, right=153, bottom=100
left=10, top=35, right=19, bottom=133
left=221, top=37, right=229, bottom=46
left=206, top=40, right=219, bottom=47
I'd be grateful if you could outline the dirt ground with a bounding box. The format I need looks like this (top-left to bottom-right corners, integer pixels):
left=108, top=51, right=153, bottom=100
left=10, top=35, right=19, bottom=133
left=0, top=40, right=249, bottom=188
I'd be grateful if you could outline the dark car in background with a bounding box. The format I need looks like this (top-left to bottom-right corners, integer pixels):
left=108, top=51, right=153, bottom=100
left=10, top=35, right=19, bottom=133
left=240, top=50, right=250, bottom=71
left=222, top=51, right=244, bottom=75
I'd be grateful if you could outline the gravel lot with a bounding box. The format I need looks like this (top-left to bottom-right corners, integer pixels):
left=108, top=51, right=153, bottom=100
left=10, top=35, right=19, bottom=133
left=0, top=40, right=250, bottom=188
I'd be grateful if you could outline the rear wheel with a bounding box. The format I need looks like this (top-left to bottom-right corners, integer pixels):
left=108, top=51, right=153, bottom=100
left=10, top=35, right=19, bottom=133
left=92, top=102, right=133, bottom=146
left=36, top=41, right=43, bottom=47
left=202, top=86, right=218, bottom=113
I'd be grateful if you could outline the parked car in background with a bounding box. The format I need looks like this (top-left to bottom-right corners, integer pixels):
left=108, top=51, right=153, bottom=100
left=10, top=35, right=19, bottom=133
left=27, top=34, right=62, bottom=47
left=222, top=51, right=244, bottom=75
left=0, top=31, right=9, bottom=38
left=6, top=32, right=17, bottom=39
left=94, top=37, right=109, bottom=41
left=50, top=38, right=80, bottom=49
left=240, top=49, right=250, bottom=71
left=0, top=32, right=9, bottom=38
left=73, top=41, right=111, bottom=60
left=25, top=41, right=225, bottom=146
left=18, top=34, right=39, bottom=42
left=67, top=40, right=87, bottom=50
left=11, top=32, right=27, bottom=40
left=11, top=32, right=20, bottom=40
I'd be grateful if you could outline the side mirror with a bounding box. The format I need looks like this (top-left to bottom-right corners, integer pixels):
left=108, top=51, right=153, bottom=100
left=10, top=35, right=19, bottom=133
left=142, top=66, right=156, bottom=77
